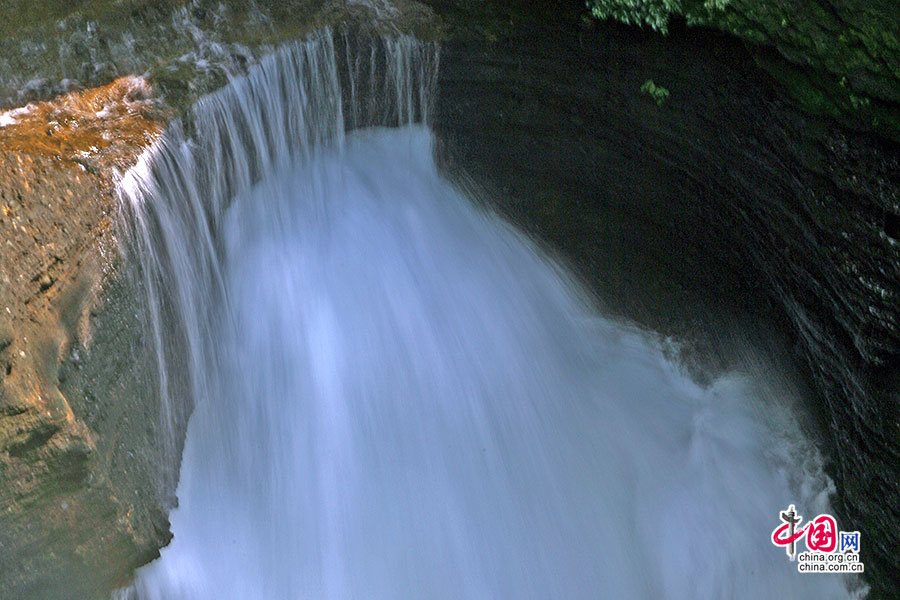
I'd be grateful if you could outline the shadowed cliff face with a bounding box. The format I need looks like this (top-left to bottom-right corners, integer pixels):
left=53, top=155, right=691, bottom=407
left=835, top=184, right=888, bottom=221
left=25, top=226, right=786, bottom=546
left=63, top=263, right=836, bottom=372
left=432, top=19, right=899, bottom=597
left=585, top=0, right=900, bottom=139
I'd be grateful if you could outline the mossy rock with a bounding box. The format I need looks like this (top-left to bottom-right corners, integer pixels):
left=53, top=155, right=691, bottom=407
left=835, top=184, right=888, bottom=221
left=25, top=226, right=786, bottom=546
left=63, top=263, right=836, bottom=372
left=587, top=0, right=900, bottom=138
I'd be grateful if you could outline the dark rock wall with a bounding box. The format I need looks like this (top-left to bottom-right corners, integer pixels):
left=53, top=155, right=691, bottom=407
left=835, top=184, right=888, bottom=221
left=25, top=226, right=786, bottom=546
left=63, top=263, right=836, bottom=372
left=585, top=0, right=900, bottom=137
left=432, top=20, right=899, bottom=597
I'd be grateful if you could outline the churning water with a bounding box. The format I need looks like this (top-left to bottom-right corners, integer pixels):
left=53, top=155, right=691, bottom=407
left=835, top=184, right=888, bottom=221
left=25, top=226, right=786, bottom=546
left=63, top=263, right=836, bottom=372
left=117, top=29, right=856, bottom=599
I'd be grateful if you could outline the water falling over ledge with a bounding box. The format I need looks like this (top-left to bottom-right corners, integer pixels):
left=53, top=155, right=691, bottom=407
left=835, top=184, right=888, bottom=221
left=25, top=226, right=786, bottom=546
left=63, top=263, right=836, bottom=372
left=116, top=28, right=858, bottom=599
left=117, top=29, right=439, bottom=495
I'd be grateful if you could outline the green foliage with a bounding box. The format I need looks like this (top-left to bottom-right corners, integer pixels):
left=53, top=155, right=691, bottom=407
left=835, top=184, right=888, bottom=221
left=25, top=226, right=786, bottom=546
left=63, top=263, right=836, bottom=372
left=587, top=0, right=900, bottom=104
left=586, top=0, right=731, bottom=34
left=849, top=94, right=871, bottom=110
left=587, top=0, right=679, bottom=33
left=640, top=79, right=670, bottom=105
left=588, top=0, right=900, bottom=138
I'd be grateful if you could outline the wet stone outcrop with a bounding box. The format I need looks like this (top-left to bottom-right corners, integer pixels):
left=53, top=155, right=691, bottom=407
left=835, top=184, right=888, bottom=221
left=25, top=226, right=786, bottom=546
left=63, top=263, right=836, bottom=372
left=0, top=0, right=443, bottom=113
left=0, top=79, right=171, bottom=599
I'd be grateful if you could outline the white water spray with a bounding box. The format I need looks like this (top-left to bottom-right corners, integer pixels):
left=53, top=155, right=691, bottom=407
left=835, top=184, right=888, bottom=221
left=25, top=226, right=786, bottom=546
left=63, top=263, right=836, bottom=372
left=118, top=29, right=856, bottom=599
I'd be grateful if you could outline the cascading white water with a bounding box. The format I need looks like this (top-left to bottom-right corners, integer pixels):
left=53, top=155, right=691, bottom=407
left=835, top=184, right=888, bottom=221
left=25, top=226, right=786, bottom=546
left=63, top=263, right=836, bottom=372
left=117, top=29, right=858, bottom=599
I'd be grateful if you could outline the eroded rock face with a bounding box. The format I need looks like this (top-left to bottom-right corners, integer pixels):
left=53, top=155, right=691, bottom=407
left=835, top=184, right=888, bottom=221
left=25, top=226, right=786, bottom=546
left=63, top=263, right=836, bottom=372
left=0, top=79, right=170, bottom=599
left=431, top=18, right=899, bottom=597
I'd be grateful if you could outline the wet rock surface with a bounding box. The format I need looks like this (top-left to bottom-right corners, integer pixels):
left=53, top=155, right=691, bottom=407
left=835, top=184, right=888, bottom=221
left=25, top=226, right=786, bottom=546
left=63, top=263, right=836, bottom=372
left=0, top=0, right=444, bottom=113
left=431, top=16, right=900, bottom=597
left=0, top=80, right=169, bottom=599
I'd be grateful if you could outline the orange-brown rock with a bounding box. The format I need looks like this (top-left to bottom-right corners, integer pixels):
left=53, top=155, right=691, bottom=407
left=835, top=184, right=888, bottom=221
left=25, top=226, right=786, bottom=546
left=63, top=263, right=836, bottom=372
left=0, top=76, right=164, bottom=168
left=0, top=77, right=170, bottom=599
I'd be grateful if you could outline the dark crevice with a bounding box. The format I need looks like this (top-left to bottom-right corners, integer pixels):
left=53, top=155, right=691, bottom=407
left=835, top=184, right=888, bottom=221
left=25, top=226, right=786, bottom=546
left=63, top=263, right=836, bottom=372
left=884, top=211, right=900, bottom=240
left=6, top=422, right=61, bottom=458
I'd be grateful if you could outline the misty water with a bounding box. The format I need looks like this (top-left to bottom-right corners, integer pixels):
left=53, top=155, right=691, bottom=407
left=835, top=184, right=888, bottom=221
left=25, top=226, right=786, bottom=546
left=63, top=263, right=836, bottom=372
left=117, top=30, right=856, bottom=599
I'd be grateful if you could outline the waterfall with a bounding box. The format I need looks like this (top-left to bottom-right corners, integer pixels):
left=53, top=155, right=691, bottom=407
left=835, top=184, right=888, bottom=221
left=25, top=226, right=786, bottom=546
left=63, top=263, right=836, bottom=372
left=116, top=28, right=857, bottom=599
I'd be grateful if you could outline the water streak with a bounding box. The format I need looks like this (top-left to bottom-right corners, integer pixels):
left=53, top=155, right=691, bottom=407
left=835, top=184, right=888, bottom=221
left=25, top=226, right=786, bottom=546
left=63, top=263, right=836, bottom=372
left=118, top=29, right=855, bottom=599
